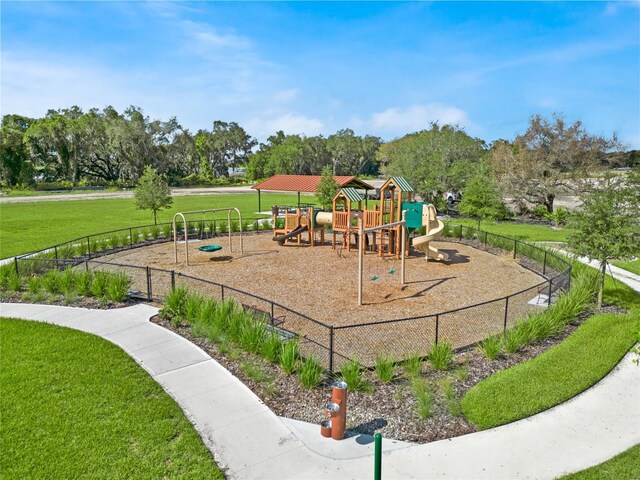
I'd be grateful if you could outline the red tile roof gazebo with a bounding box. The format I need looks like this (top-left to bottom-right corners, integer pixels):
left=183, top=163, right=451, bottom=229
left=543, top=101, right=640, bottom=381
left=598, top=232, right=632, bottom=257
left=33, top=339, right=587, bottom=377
left=251, top=174, right=374, bottom=211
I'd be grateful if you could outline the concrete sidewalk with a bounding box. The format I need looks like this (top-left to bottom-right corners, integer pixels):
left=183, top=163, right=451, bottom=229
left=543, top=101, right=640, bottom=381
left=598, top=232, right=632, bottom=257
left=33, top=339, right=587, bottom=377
left=2, top=301, right=638, bottom=479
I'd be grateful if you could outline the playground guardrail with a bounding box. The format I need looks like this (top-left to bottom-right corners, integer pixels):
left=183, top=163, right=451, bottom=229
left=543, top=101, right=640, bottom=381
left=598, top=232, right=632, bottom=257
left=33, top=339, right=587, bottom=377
left=12, top=221, right=572, bottom=372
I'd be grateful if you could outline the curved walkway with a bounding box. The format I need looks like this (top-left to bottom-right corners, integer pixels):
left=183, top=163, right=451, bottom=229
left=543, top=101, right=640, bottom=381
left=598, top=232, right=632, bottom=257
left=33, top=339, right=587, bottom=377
left=2, top=301, right=638, bottom=479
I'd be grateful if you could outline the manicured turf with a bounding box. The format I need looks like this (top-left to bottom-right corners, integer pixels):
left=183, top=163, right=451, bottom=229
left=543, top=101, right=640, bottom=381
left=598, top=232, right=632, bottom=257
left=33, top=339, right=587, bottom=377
left=0, top=192, right=305, bottom=258
left=559, top=443, right=640, bottom=479
left=461, top=310, right=640, bottom=429
left=0, top=318, right=223, bottom=479
left=613, top=259, right=640, bottom=276
left=454, top=218, right=572, bottom=242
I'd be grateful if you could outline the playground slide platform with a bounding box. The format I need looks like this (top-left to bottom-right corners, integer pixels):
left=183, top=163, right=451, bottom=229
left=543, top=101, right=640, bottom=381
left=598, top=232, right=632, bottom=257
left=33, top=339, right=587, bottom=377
left=273, top=225, right=308, bottom=245
left=413, top=220, right=449, bottom=261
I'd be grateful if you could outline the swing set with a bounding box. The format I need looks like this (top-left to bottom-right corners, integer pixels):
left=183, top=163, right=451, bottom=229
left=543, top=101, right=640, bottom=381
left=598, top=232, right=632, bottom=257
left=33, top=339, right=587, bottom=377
left=173, top=208, right=244, bottom=266
left=356, top=212, right=407, bottom=306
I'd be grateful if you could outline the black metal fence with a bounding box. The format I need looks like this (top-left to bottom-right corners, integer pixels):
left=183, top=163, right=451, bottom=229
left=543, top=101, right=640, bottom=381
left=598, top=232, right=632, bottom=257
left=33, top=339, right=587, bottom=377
left=12, top=222, right=571, bottom=372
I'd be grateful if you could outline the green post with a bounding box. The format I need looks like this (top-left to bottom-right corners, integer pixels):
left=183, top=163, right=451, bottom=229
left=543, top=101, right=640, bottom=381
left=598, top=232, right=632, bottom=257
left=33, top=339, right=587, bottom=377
left=374, top=433, right=382, bottom=480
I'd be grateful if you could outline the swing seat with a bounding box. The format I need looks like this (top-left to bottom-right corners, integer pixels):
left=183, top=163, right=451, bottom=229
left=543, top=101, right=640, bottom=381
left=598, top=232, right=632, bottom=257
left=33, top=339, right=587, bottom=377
left=198, top=245, right=222, bottom=253
left=388, top=269, right=396, bottom=275
left=370, top=275, right=379, bottom=281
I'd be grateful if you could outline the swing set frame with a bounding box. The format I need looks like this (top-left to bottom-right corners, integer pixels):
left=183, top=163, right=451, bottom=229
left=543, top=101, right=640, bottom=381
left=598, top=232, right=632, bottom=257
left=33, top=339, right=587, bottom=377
left=357, top=211, right=407, bottom=306
left=173, top=208, right=244, bottom=266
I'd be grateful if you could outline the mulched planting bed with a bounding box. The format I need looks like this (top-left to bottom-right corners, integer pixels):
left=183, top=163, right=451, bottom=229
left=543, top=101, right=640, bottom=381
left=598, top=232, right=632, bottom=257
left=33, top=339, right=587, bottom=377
left=152, top=307, right=607, bottom=443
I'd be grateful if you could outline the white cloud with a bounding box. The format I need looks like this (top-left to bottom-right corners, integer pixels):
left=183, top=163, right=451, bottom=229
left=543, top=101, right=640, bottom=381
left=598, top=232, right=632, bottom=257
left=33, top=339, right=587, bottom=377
left=180, top=20, right=251, bottom=51
left=604, top=1, right=640, bottom=16
left=369, top=104, right=474, bottom=133
left=273, top=89, right=300, bottom=103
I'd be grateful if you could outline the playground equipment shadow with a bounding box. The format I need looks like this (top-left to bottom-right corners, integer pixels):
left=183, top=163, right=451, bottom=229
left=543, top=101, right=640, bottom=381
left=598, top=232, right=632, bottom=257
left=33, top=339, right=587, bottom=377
left=2, top=301, right=638, bottom=480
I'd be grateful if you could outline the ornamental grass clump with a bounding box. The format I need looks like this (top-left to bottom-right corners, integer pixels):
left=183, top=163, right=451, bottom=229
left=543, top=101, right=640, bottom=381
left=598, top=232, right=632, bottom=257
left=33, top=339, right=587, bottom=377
left=411, top=378, right=434, bottom=419
left=261, top=333, right=282, bottom=363
left=375, top=355, right=395, bottom=383
left=161, top=285, right=190, bottom=324
left=440, top=378, right=462, bottom=417
left=428, top=341, right=453, bottom=370
left=161, top=224, right=172, bottom=239
left=184, top=293, right=205, bottom=323
left=239, top=318, right=267, bottom=354
left=91, top=271, right=110, bottom=298
left=7, top=269, right=23, bottom=292
left=280, top=340, right=300, bottom=375
left=59, top=268, right=75, bottom=294
left=340, top=359, right=369, bottom=392
left=42, top=270, right=62, bottom=295
left=299, top=356, right=325, bottom=389
left=403, top=354, right=423, bottom=378
left=58, top=244, right=76, bottom=259
left=76, top=270, right=94, bottom=296
left=27, top=276, right=42, bottom=294
left=477, top=335, right=502, bottom=360
left=106, top=272, right=132, bottom=302
left=75, top=242, right=89, bottom=257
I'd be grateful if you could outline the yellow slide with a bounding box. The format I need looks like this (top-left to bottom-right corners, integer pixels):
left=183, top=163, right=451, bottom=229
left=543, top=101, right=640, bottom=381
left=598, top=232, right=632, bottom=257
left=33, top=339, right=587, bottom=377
left=412, top=204, right=449, bottom=261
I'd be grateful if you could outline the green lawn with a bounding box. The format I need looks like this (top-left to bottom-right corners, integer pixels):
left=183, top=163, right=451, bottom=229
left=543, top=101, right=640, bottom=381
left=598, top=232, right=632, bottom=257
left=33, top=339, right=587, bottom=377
left=559, top=444, right=640, bottom=479
left=461, top=310, right=640, bottom=429
left=455, top=218, right=572, bottom=242
left=613, top=259, right=640, bottom=276
left=0, top=318, right=223, bottom=479
left=0, top=192, right=306, bottom=258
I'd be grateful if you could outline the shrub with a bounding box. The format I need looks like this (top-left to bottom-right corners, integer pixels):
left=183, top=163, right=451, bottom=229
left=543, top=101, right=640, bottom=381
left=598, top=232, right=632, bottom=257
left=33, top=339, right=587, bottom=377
left=106, top=272, right=132, bottom=302
left=428, top=341, right=453, bottom=370
left=403, top=354, right=423, bottom=378
left=477, top=335, right=502, bottom=360
left=217, top=220, right=228, bottom=234
left=161, top=224, right=173, bottom=238
left=107, top=233, right=122, bottom=250
left=91, top=271, right=110, bottom=298
left=130, top=229, right=141, bottom=244
left=280, top=340, right=299, bottom=375
left=299, top=356, right=325, bottom=389
left=239, top=362, right=272, bottom=383
left=57, top=244, right=76, bottom=259
left=149, top=225, right=161, bottom=240
left=42, top=270, right=62, bottom=294
left=453, top=366, right=469, bottom=381
left=375, top=355, right=395, bottom=383
left=261, top=333, right=283, bottom=363
left=90, top=238, right=101, bottom=254
left=226, top=307, right=250, bottom=342
left=230, top=220, right=240, bottom=233
left=0, top=263, right=16, bottom=289
left=411, top=378, right=434, bottom=419
left=502, top=328, right=527, bottom=354
left=340, top=359, right=369, bottom=392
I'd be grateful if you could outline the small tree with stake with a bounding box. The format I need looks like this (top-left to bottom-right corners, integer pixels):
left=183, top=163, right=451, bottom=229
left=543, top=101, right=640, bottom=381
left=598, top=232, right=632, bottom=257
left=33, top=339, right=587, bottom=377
left=458, top=170, right=508, bottom=229
left=134, top=166, right=173, bottom=225
left=568, top=170, right=640, bottom=308
left=316, top=166, right=340, bottom=210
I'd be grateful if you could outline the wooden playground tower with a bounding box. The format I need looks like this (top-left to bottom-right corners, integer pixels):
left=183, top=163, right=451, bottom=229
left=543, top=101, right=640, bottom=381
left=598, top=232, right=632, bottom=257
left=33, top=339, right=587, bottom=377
left=377, top=177, right=414, bottom=258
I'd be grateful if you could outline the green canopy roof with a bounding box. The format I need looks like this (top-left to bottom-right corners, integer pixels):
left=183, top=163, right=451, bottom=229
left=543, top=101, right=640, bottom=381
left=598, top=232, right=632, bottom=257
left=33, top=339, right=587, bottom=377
left=337, top=187, right=364, bottom=203
left=390, top=176, right=414, bottom=192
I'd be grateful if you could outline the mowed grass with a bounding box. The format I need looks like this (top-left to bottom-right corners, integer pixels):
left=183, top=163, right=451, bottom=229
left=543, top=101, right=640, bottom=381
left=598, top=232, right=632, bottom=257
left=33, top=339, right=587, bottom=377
left=454, top=218, right=572, bottom=242
left=0, top=192, right=307, bottom=258
left=0, top=318, right=223, bottom=479
left=559, top=443, right=640, bottom=479
left=613, top=259, right=640, bottom=276
left=461, top=310, right=640, bottom=429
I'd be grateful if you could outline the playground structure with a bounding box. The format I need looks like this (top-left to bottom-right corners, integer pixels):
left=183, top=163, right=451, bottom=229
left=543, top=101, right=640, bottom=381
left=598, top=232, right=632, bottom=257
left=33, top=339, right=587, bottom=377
left=269, top=176, right=449, bottom=262
left=173, top=208, right=244, bottom=266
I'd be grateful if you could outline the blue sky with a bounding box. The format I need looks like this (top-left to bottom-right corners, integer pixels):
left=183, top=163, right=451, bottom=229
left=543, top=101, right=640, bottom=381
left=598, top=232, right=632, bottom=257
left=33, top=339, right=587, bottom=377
left=2, top=1, right=639, bottom=148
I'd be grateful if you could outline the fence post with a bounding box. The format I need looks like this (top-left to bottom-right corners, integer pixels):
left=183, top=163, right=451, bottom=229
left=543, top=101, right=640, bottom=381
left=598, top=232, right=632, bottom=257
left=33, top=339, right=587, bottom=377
left=130, top=228, right=134, bottom=247
left=543, top=251, right=548, bottom=275
left=221, top=285, right=225, bottom=301
left=459, top=225, right=463, bottom=240
left=329, top=326, right=335, bottom=373
left=13, top=257, right=19, bottom=276
left=435, top=314, right=440, bottom=345
left=513, top=240, right=518, bottom=259
left=270, top=302, right=275, bottom=325
left=54, top=246, right=59, bottom=268
left=484, top=231, right=488, bottom=249
left=503, top=296, right=509, bottom=333
left=213, top=219, right=217, bottom=237
left=85, top=260, right=89, bottom=272
left=146, top=266, right=152, bottom=301
left=171, top=270, right=175, bottom=290
left=547, top=279, right=553, bottom=305
left=86, top=237, right=91, bottom=259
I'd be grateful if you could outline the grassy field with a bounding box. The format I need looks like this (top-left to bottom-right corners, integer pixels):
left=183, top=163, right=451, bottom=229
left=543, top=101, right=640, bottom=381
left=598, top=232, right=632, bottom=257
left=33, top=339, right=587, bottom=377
left=0, top=318, right=223, bottom=479
left=613, top=259, right=640, bottom=276
left=462, top=310, right=640, bottom=429
left=0, top=192, right=305, bottom=258
left=454, top=218, right=572, bottom=242
left=559, top=443, right=640, bottom=479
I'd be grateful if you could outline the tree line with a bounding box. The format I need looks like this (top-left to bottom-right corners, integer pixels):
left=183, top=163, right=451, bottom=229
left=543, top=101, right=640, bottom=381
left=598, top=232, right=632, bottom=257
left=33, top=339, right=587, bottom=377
left=2, top=106, right=636, bottom=213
